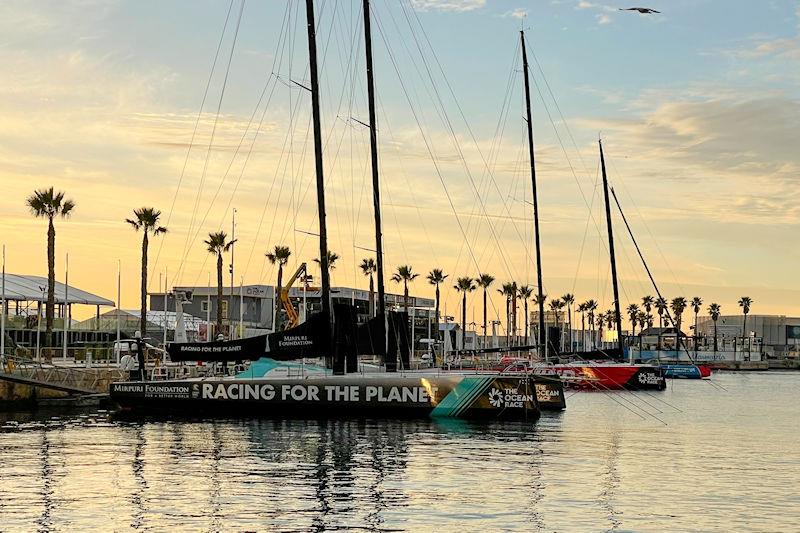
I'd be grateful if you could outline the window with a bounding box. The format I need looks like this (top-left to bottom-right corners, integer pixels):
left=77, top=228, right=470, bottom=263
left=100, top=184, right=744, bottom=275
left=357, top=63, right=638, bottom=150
left=221, top=301, right=229, bottom=319
left=201, top=300, right=209, bottom=313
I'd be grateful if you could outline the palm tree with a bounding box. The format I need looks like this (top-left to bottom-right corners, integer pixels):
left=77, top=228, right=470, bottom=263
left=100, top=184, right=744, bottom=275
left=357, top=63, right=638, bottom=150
left=454, top=277, right=476, bottom=351
left=314, top=251, right=340, bottom=272
left=476, top=274, right=495, bottom=349
left=578, top=302, right=588, bottom=350
left=655, top=297, right=668, bottom=329
left=596, top=311, right=606, bottom=346
left=391, top=265, right=419, bottom=314
left=641, top=295, right=654, bottom=318
left=626, top=303, right=640, bottom=338
left=584, top=299, right=598, bottom=349
left=519, top=285, right=534, bottom=344
left=691, top=296, right=703, bottom=353
left=266, top=245, right=292, bottom=330
left=548, top=299, right=564, bottom=352
left=499, top=282, right=516, bottom=346
left=360, top=258, right=377, bottom=317
left=670, top=296, right=687, bottom=353
left=427, top=269, right=448, bottom=355
left=125, top=208, right=167, bottom=338
left=708, top=303, right=721, bottom=353
left=26, top=187, right=76, bottom=346
left=561, top=293, right=575, bottom=351
left=636, top=310, right=648, bottom=353
left=532, top=292, right=547, bottom=350
left=204, top=231, right=236, bottom=337
left=739, top=296, right=753, bottom=352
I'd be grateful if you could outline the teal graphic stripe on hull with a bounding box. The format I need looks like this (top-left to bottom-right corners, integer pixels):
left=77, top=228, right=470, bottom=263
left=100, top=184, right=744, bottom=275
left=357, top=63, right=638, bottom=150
left=431, top=376, right=493, bottom=418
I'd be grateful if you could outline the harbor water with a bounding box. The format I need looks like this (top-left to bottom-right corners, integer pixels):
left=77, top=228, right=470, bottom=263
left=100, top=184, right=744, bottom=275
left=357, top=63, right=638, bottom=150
left=0, top=372, right=797, bottom=532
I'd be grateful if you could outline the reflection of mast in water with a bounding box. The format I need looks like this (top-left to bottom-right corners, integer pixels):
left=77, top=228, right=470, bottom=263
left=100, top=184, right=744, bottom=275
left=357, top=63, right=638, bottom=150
left=521, top=432, right=545, bottom=530
left=598, top=431, right=622, bottom=531
left=364, top=421, right=412, bottom=530
left=36, top=431, right=54, bottom=531
left=207, top=424, right=224, bottom=532
left=310, top=420, right=356, bottom=532
left=130, top=425, right=148, bottom=530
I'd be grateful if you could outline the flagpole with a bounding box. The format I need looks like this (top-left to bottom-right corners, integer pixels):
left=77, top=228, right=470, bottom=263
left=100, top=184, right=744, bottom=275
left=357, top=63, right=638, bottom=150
left=1, top=244, right=6, bottom=358
left=62, top=252, right=69, bottom=361
left=116, top=259, right=121, bottom=364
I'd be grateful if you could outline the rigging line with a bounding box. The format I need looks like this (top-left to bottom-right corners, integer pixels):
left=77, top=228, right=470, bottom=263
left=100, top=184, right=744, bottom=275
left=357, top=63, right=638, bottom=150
left=185, top=4, right=294, bottom=288
left=176, top=0, right=246, bottom=285
left=402, top=7, right=545, bottom=287
left=606, top=150, right=686, bottom=296
left=610, top=186, right=701, bottom=366
left=388, top=6, right=519, bottom=283
left=149, top=0, right=235, bottom=290
left=372, top=13, right=484, bottom=282
left=571, top=159, right=601, bottom=295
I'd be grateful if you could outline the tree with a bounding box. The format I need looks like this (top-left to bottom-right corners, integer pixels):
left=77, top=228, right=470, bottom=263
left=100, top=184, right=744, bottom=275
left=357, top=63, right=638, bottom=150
left=519, top=285, right=533, bottom=344
left=266, top=245, right=292, bottom=330
left=708, top=303, right=721, bottom=352
left=26, top=187, right=76, bottom=348
left=314, top=251, right=340, bottom=272
left=655, top=297, right=668, bottom=328
left=391, top=265, right=418, bottom=314
left=739, top=296, right=753, bottom=352
left=426, top=268, right=448, bottom=360
left=360, top=258, right=377, bottom=318
left=125, top=207, right=167, bottom=338
left=454, top=277, right=476, bottom=351
left=636, top=310, right=648, bottom=353
left=578, top=302, right=588, bottom=350
left=641, top=295, right=654, bottom=318
left=498, top=282, right=517, bottom=346
left=561, top=293, right=575, bottom=351
left=476, top=274, right=495, bottom=349
left=626, top=303, right=640, bottom=338
left=584, top=299, right=598, bottom=349
left=204, top=231, right=236, bottom=337
left=548, top=299, right=564, bottom=353
left=670, top=296, right=687, bottom=353
left=596, top=311, right=606, bottom=346
left=691, top=296, right=703, bottom=352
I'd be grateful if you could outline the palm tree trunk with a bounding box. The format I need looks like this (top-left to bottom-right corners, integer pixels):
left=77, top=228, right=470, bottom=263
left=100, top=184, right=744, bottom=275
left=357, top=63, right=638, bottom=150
left=434, top=284, right=440, bottom=364
left=482, top=288, right=487, bottom=350
left=694, top=311, right=698, bottom=354
left=461, top=292, right=467, bottom=351
left=46, top=217, right=55, bottom=345
left=581, top=313, right=585, bottom=351
left=140, top=231, right=148, bottom=337
left=524, top=300, right=529, bottom=344
left=567, top=306, right=572, bottom=351
left=369, top=275, right=374, bottom=318
left=275, top=264, right=283, bottom=331
left=713, top=320, right=718, bottom=352
left=216, top=253, right=223, bottom=336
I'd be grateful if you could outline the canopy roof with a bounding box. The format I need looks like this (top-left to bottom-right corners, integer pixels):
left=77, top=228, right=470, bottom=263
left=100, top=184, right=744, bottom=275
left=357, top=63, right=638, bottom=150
left=0, top=274, right=114, bottom=306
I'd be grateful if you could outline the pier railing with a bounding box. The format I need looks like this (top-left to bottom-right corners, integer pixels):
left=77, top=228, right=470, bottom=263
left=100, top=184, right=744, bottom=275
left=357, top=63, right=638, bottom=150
left=0, top=353, right=122, bottom=395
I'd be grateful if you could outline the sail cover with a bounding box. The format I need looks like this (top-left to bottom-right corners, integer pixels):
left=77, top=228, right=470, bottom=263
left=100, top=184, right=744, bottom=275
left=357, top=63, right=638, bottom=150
left=167, top=311, right=331, bottom=362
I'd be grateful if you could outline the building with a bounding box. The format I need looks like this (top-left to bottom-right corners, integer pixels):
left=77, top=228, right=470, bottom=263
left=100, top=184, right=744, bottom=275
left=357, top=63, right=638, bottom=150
left=696, top=314, right=800, bottom=358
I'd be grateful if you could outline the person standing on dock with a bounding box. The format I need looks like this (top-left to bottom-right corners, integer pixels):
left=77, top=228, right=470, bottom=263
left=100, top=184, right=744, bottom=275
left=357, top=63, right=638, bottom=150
left=134, top=331, right=147, bottom=381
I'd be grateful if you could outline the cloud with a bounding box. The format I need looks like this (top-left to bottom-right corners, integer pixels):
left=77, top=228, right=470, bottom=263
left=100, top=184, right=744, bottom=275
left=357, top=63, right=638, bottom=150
left=597, top=13, right=612, bottom=25
left=410, top=0, right=486, bottom=12
left=502, top=8, right=528, bottom=19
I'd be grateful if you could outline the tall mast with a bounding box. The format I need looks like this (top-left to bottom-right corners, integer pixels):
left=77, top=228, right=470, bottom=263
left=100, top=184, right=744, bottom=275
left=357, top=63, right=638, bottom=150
left=304, top=0, right=333, bottom=349
left=362, top=0, right=388, bottom=360
left=599, top=139, right=624, bottom=355
left=520, top=31, right=547, bottom=361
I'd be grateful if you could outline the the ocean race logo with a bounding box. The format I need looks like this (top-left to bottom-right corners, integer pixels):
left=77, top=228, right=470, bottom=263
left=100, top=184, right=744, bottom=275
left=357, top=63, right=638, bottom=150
left=488, top=388, right=504, bottom=407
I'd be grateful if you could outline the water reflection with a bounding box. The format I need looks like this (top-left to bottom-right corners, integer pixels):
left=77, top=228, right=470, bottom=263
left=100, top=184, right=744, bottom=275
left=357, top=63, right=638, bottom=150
left=36, top=432, right=53, bottom=533
left=130, top=425, right=147, bottom=529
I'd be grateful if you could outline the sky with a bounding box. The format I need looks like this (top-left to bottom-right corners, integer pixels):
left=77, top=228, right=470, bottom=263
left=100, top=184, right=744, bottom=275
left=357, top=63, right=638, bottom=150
left=1, top=0, right=799, bottom=325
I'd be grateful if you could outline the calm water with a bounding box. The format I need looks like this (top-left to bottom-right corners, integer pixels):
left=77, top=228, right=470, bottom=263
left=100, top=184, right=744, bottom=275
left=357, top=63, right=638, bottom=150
left=0, top=372, right=798, bottom=532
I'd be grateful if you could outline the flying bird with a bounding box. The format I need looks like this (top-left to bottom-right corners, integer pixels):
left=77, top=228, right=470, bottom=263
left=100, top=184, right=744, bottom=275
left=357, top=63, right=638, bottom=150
left=619, top=7, right=661, bottom=14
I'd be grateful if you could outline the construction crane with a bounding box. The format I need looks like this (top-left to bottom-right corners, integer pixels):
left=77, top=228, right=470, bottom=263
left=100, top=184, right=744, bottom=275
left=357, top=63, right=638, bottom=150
left=279, top=263, right=318, bottom=330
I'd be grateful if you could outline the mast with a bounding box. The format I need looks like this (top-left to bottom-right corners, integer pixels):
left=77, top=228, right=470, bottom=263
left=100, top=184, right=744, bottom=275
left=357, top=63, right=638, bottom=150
left=599, top=139, right=624, bottom=355
left=520, top=31, right=547, bottom=361
left=304, top=0, right=334, bottom=364
left=362, top=0, right=388, bottom=365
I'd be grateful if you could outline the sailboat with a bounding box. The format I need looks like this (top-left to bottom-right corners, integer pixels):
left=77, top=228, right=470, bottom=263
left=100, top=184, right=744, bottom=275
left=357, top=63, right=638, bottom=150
left=487, top=33, right=665, bottom=391
left=110, top=0, right=566, bottom=419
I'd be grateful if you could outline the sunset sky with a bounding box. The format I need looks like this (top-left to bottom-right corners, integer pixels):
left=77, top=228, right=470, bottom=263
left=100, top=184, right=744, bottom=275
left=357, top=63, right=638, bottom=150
left=1, top=0, right=799, bottom=323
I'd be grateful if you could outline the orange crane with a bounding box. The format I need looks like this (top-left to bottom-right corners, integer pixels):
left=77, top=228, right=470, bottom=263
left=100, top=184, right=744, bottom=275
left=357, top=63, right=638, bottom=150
left=279, top=263, right=318, bottom=329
